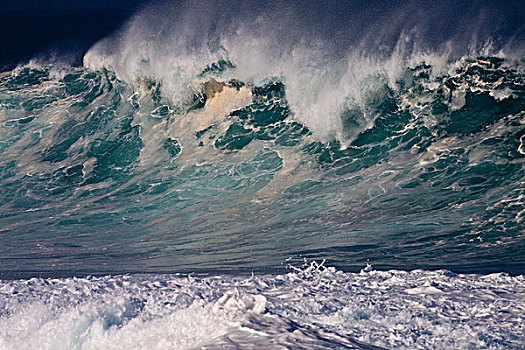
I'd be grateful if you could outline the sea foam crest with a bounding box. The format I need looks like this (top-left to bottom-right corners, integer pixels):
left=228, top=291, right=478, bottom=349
left=83, top=0, right=517, bottom=146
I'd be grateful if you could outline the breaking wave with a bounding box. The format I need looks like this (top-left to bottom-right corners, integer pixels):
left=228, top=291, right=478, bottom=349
left=1, top=1, right=524, bottom=348
left=1, top=54, right=523, bottom=275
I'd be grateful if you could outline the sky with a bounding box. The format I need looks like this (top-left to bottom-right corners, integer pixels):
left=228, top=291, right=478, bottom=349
left=0, top=0, right=148, bottom=10
left=0, top=0, right=151, bottom=70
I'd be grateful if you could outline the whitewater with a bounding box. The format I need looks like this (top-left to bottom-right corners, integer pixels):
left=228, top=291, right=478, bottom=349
left=0, top=0, right=524, bottom=348
left=1, top=264, right=524, bottom=349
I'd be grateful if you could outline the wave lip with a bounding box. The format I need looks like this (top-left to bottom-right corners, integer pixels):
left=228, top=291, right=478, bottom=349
left=83, top=0, right=525, bottom=143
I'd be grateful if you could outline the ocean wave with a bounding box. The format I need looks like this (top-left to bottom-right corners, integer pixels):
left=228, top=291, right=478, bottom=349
left=1, top=2, right=524, bottom=348
left=1, top=49, right=524, bottom=275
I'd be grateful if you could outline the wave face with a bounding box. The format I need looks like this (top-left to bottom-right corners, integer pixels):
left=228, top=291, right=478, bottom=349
left=1, top=266, right=524, bottom=349
left=1, top=54, right=524, bottom=275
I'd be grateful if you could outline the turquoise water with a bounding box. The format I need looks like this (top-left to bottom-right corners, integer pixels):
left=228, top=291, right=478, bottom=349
left=0, top=56, right=523, bottom=277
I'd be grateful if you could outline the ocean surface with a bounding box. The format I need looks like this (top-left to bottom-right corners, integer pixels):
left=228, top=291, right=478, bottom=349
left=0, top=0, right=524, bottom=348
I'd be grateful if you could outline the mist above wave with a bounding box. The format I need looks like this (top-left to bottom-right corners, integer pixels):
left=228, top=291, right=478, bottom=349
left=83, top=0, right=523, bottom=145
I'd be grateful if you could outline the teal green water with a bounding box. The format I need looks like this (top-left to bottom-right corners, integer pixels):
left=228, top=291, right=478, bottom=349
left=0, top=57, right=523, bottom=277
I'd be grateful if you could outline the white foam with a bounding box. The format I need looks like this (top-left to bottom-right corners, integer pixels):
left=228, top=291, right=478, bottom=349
left=1, top=266, right=524, bottom=349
